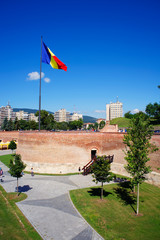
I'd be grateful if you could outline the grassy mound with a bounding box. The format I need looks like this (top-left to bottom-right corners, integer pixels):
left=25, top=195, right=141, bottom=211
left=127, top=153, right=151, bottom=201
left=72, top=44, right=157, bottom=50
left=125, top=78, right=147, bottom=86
left=110, top=117, right=131, bottom=128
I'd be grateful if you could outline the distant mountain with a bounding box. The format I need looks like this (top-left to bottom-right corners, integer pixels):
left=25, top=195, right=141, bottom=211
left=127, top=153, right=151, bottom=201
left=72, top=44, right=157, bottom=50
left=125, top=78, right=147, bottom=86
left=83, top=116, right=97, bottom=123
left=13, top=108, right=97, bottom=123
left=13, top=108, right=54, bottom=114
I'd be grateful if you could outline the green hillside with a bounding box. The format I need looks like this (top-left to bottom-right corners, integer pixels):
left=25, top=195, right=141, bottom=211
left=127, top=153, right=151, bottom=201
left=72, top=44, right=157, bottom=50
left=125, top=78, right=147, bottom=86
left=110, top=117, right=131, bottom=128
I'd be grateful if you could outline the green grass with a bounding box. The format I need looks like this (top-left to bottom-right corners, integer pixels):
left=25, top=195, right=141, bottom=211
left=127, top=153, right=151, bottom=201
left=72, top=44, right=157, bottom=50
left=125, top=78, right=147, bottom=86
left=0, top=185, right=42, bottom=240
left=110, top=117, right=131, bottom=128
left=24, top=171, right=80, bottom=176
left=0, top=154, right=80, bottom=175
left=110, top=117, right=160, bottom=129
left=70, top=182, right=160, bottom=240
left=0, top=154, right=14, bottom=167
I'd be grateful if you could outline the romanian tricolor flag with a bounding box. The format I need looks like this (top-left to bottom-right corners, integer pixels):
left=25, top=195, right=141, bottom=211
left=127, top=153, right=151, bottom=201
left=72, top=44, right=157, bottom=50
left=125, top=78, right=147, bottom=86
left=42, top=41, right=67, bottom=71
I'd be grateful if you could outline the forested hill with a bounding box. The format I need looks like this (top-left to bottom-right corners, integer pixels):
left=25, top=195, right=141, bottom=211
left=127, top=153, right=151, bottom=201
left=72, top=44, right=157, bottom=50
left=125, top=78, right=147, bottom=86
left=13, top=108, right=97, bottom=123
left=13, top=108, right=53, bottom=114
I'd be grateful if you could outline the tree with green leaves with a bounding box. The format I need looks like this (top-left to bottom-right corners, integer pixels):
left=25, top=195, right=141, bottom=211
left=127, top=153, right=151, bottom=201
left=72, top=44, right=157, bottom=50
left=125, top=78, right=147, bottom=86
left=35, top=110, right=55, bottom=130
left=28, top=120, right=38, bottom=130
left=87, top=124, right=94, bottom=130
left=123, top=112, right=158, bottom=215
left=99, top=120, right=106, bottom=129
left=91, top=156, right=112, bottom=200
left=145, top=102, right=160, bottom=119
left=1, top=117, right=9, bottom=130
left=8, top=119, right=14, bottom=131
left=8, top=140, right=17, bottom=153
left=19, top=119, right=29, bottom=130
left=14, top=117, right=20, bottom=130
left=124, top=111, right=134, bottom=119
left=9, top=154, right=26, bottom=194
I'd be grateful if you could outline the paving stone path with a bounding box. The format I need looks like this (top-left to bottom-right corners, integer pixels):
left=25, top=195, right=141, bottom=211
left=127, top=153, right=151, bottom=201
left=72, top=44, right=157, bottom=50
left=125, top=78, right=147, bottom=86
left=0, top=150, right=104, bottom=240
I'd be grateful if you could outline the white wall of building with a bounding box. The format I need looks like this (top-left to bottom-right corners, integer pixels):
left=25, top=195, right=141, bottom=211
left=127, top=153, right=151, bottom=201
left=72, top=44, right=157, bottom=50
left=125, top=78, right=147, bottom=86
left=106, top=101, right=123, bottom=121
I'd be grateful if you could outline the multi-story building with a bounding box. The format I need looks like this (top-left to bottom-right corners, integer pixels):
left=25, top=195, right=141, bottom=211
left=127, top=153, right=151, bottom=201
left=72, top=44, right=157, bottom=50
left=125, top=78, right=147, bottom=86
left=106, top=100, right=123, bottom=121
left=0, top=104, right=39, bottom=128
left=70, top=113, right=83, bottom=121
left=54, top=109, right=70, bottom=122
left=16, top=111, right=29, bottom=121
left=28, top=113, right=38, bottom=122
left=0, top=103, right=15, bottom=128
left=54, top=109, right=83, bottom=122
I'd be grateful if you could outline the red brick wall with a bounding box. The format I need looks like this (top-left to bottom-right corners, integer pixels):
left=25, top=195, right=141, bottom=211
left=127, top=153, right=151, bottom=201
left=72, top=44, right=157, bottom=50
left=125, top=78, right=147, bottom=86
left=1, top=131, right=160, bottom=174
left=16, top=132, right=160, bottom=174
left=0, top=131, right=19, bottom=142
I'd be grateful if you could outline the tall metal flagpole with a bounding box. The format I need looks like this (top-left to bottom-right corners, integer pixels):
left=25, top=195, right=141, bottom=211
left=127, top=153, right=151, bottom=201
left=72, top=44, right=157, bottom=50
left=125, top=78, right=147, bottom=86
left=39, top=36, right=42, bottom=131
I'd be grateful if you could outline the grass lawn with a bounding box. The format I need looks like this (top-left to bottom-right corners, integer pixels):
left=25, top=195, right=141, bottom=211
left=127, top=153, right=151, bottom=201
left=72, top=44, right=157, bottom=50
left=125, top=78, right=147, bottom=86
left=0, top=185, right=42, bottom=240
left=110, top=117, right=131, bottom=128
left=0, top=154, right=80, bottom=175
left=0, top=153, right=14, bottom=167
left=70, top=181, right=160, bottom=240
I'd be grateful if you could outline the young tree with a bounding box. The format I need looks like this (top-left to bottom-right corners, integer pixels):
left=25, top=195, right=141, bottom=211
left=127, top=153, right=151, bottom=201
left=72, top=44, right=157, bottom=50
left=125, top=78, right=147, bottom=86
left=91, top=156, right=112, bottom=200
left=123, top=112, right=158, bottom=215
left=8, top=140, right=17, bottom=153
left=9, top=154, right=26, bottom=194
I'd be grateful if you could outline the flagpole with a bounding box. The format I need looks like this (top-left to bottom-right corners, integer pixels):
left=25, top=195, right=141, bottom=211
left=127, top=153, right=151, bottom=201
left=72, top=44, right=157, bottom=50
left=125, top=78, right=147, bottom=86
left=39, top=36, right=42, bottom=131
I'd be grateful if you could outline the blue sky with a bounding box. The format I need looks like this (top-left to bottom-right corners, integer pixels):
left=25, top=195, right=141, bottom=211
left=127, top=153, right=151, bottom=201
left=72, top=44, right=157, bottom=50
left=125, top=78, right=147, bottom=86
left=0, top=0, right=160, bottom=118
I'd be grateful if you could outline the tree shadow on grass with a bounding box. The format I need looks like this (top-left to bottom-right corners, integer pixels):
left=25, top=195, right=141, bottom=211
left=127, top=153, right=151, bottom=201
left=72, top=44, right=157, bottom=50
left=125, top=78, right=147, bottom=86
left=113, top=181, right=136, bottom=213
left=88, top=188, right=112, bottom=198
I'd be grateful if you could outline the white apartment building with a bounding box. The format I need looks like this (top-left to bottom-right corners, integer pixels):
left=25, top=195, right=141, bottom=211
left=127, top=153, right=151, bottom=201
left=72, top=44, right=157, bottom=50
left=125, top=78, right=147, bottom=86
left=16, top=111, right=38, bottom=122
left=0, top=104, right=39, bottom=128
left=16, top=111, right=29, bottom=121
left=0, top=104, right=14, bottom=127
left=71, top=113, right=83, bottom=121
left=28, top=113, right=38, bottom=122
left=54, top=109, right=70, bottom=122
left=106, top=101, right=123, bottom=121
left=54, top=109, right=83, bottom=122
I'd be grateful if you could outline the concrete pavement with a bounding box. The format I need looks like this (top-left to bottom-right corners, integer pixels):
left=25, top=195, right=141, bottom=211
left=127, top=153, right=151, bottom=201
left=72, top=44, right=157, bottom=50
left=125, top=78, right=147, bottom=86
left=0, top=150, right=104, bottom=240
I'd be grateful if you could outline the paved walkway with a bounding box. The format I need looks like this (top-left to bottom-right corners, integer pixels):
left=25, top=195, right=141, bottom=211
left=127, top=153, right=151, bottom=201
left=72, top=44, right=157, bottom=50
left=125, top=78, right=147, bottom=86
left=0, top=150, right=104, bottom=240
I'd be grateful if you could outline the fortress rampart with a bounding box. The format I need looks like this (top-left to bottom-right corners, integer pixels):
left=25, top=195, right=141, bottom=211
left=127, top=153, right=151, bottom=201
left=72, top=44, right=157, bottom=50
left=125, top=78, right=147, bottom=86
left=0, top=131, right=160, bottom=186
left=16, top=131, right=125, bottom=174
left=0, top=131, right=19, bottom=142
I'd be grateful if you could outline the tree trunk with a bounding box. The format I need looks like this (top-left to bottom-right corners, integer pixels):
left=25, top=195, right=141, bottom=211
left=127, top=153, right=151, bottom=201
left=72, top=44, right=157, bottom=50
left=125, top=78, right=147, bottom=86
left=137, top=183, right=139, bottom=215
left=17, top=177, right=19, bottom=195
left=101, top=182, right=103, bottom=200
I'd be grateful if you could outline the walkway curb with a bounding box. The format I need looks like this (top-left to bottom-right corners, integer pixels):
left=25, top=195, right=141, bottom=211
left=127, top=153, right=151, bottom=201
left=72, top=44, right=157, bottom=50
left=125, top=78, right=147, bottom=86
left=68, top=191, right=104, bottom=240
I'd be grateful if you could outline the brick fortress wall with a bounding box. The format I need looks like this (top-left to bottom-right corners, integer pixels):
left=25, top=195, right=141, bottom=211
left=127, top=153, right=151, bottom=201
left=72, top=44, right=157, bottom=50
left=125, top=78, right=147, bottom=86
left=17, top=132, right=125, bottom=174
left=17, top=132, right=160, bottom=174
left=0, top=131, right=19, bottom=142
left=1, top=131, right=160, bottom=186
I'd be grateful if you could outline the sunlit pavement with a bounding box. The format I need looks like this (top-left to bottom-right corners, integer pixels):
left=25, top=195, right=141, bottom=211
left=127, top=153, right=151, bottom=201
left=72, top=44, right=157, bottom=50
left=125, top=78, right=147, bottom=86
left=0, top=151, right=104, bottom=240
